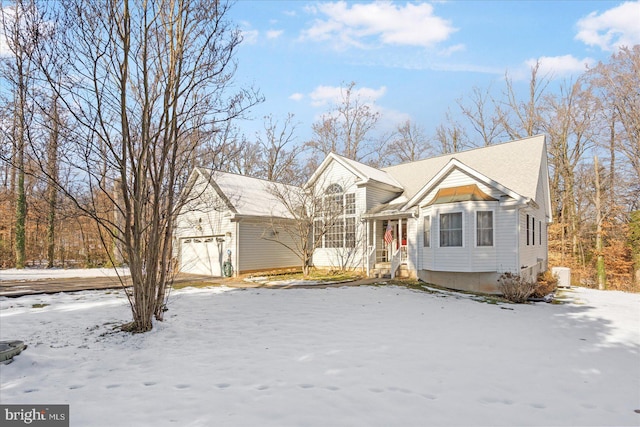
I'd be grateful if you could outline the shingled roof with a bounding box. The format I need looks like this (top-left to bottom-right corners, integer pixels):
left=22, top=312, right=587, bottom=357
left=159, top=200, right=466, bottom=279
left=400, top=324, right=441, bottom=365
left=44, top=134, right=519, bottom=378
left=382, top=135, right=547, bottom=205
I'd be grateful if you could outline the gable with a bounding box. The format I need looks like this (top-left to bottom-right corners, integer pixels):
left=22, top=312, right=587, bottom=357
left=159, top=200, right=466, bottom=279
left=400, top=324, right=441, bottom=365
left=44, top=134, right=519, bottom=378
left=306, top=152, right=403, bottom=192
left=383, top=135, right=547, bottom=207
left=410, top=161, right=524, bottom=209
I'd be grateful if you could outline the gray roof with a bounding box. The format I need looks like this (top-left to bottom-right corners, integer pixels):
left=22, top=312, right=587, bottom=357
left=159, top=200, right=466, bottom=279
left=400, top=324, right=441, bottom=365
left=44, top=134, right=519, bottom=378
left=382, top=135, right=547, bottom=204
left=197, top=169, right=301, bottom=218
left=333, top=153, right=404, bottom=189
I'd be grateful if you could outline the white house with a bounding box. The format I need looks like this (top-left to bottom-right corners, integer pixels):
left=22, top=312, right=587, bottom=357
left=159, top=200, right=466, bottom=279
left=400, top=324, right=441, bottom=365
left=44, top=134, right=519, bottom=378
left=176, top=135, right=551, bottom=293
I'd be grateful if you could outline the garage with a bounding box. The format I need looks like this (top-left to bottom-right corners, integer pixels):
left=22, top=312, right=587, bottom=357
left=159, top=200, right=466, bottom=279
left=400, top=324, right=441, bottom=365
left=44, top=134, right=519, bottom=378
left=179, top=237, right=223, bottom=276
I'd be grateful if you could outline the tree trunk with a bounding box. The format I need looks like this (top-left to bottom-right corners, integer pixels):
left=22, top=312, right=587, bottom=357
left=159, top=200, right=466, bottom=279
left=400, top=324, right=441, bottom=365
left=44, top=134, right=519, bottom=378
left=594, top=156, right=606, bottom=290
left=14, top=102, right=26, bottom=269
left=46, top=96, right=60, bottom=268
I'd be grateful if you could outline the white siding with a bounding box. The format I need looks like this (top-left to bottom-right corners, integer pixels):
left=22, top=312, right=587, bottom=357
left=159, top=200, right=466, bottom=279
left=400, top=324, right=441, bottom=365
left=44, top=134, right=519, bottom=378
left=311, top=160, right=365, bottom=270
left=495, top=208, right=518, bottom=272
left=175, top=177, right=236, bottom=272
left=365, top=185, right=399, bottom=210
left=406, top=217, right=418, bottom=272
left=237, top=220, right=300, bottom=272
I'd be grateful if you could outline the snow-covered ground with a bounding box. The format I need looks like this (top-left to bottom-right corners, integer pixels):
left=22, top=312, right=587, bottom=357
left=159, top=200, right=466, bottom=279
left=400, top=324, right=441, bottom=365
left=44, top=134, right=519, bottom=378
left=1, top=284, right=639, bottom=427
left=0, top=267, right=130, bottom=281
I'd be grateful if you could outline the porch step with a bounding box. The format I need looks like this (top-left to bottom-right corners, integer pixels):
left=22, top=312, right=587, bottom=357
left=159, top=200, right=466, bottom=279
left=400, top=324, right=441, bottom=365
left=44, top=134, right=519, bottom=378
left=370, top=262, right=410, bottom=279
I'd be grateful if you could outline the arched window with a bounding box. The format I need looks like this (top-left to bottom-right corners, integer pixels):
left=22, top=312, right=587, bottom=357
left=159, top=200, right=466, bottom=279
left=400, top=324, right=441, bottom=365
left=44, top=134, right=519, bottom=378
left=325, top=183, right=343, bottom=194
left=317, top=183, right=356, bottom=249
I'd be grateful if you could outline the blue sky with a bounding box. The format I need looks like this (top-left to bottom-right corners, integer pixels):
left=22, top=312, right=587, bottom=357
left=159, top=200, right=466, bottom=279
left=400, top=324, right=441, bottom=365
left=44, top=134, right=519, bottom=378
left=227, top=0, right=640, bottom=144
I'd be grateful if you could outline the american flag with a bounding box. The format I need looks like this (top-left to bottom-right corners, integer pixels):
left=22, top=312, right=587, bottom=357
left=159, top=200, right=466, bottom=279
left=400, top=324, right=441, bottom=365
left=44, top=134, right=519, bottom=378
left=384, top=221, right=393, bottom=245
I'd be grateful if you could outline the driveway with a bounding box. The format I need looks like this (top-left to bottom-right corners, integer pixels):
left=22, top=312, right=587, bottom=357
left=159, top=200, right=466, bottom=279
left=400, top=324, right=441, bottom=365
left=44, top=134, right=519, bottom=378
left=0, top=274, right=217, bottom=297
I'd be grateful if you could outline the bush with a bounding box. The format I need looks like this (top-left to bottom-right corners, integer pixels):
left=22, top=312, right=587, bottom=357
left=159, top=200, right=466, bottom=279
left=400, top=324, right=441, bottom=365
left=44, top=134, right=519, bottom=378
left=497, top=272, right=537, bottom=303
left=532, top=270, right=558, bottom=298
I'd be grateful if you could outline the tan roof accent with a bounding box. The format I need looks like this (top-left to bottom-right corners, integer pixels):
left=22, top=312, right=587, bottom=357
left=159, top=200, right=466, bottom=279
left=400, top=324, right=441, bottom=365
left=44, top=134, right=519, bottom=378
left=425, top=184, right=498, bottom=206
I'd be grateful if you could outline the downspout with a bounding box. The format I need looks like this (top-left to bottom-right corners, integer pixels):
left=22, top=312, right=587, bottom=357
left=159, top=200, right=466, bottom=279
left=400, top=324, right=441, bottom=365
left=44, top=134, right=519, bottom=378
left=365, top=219, right=370, bottom=276
left=234, top=220, right=240, bottom=277
left=515, top=207, right=520, bottom=274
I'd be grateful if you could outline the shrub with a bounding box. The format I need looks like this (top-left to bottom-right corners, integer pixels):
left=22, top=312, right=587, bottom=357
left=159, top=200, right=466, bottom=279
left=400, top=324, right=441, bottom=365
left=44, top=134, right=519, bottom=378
left=497, top=272, right=537, bottom=303
left=532, top=270, right=558, bottom=298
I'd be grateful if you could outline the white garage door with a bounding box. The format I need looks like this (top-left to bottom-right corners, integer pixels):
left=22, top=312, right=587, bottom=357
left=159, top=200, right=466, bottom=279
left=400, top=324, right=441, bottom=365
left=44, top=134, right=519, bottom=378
left=180, top=237, right=222, bottom=276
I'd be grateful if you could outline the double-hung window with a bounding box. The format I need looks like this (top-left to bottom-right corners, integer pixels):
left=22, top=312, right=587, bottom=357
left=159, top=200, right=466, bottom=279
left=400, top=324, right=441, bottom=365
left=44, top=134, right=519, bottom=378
left=423, top=215, right=431, bottom=247
left=476, top=211, right=493, bottom=247
left=440, top=212, right=463, bottom=247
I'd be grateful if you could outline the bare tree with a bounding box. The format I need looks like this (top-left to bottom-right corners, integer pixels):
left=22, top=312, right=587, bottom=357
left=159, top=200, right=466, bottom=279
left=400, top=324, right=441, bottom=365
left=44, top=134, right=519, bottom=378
left=0, top=0, right=41, bottom=268
left=457, top=85, right=503, bottom=146
left=543, top=79, right=598, bottom=261
left=264, top=178, right=349, bottom=277
left=31, top=0, right=260, bottom=332
left=594, top=155, right=606, bottom=289
left=307, top=81, right=380, bottom=164
left=257, top=113, right=303, bottom=184
left=496, top=60, right=550, bottom=139
left=588, top=46, right=640, bottom=198
left=434, top=109, right=468, bottom=154
left=381, top=119, right=432, bottom=165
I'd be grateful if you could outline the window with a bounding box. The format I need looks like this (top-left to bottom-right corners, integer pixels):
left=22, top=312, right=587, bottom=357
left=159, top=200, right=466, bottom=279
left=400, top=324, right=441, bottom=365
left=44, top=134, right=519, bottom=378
left=476, top=211, right=493, bottom=247
left=423, top=215, right=431, bottom=247
left=526, top=214, right=530, bottom=245
left=440, top=212, right=463, bottom=247
left=326, top=221, right=344, bottom=248
left=539, top=220, right=542, bottom=245
left=532, top=219, right=535, bottom=246
left=321, top=184, right=356, bottom=248
left=345, top=217, right=356, bottom=248
left=345, top=193, right=356, bottom=215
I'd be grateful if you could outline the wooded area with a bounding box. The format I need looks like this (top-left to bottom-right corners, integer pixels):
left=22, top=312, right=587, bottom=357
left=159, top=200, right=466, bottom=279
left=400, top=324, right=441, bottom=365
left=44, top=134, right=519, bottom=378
left=1, top=1, right=638, bottom=297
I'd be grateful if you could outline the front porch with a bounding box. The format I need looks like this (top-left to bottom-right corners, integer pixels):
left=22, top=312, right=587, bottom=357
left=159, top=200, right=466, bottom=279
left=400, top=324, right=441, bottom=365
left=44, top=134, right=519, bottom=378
left=364, top=215, right=413, bottom=279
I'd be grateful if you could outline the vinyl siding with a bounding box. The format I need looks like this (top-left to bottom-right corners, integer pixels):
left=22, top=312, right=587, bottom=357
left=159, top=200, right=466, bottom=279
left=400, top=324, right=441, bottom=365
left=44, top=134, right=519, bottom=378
left=174, top=176, right=236, bottom=271
left=237, top=220, right=300, bottom=272
left=517, top=159, right=550, bottom=270
left=311, top=160, right=365, bottom=270
left=495, top=208, right=518, bottom=272
left=417, top=164, right=519, bottom=273
left=365, top=185, right=400, bottom=210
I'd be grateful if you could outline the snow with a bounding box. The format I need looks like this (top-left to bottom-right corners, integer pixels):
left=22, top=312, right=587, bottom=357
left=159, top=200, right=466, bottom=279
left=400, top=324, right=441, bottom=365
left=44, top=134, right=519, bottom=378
left=0, top=267, right=130, bottom=281
left=1, top=284, right=639, bottom=427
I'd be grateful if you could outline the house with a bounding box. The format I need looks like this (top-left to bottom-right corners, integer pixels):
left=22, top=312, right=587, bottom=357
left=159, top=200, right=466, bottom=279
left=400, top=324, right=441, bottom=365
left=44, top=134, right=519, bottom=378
left=174, top=169, right=301, bottom=276
left=175, top=135, right=551, bottom=293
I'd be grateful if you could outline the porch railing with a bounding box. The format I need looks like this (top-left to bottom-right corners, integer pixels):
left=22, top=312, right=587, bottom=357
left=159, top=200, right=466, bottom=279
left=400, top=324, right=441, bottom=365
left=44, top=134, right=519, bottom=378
left=375, top=248, right=389, bottom=264
left=390, top=245, right=407, bottom=279
left=367, top=245, right=376, bottom=276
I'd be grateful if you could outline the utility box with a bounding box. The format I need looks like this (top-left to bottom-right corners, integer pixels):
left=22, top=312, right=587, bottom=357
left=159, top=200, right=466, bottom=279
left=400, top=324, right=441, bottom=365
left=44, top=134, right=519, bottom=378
left=552, top=267, right=571, bottom=288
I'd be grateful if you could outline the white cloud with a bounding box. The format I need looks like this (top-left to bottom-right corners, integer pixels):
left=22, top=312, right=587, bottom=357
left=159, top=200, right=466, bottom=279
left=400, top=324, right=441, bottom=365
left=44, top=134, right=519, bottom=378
left=524, top=55, right=595, bottom=77
left=239, top=21, right=259, bottom=45
left=301, top=1, right=456, bottom=50
left=289, top=93, right=304, bottom=101
left=576, top=1, right=640, bottom=51
left=438, top=43, right=465, bottom=57
left=309, top=84, right=387, bottom=107
left=266, top=29, right=284, bottom=40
